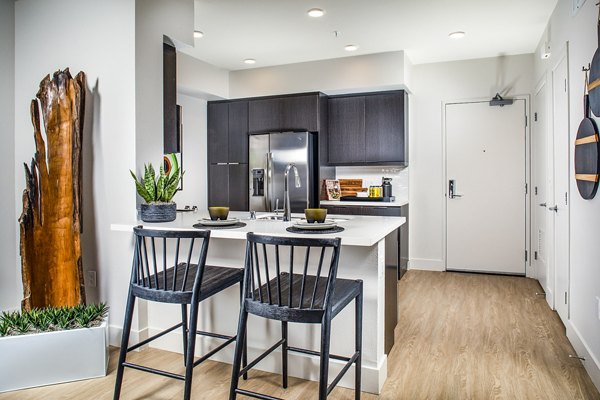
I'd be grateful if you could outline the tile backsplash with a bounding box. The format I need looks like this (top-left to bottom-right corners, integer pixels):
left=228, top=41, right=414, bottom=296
left=334, top=166, right=408, bottom=201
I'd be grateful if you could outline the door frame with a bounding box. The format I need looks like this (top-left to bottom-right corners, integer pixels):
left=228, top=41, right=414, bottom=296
left=442, top=96, right=532, bottom=276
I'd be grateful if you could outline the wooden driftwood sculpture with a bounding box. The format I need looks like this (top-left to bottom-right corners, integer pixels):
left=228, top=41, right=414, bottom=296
left=19, top=69, right=87, bottom=310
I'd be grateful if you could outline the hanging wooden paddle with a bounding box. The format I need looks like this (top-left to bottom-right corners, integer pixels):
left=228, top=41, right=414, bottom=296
left=575, top=68, right=600, bottom=199
left=589, top=4, right=600, bottom=116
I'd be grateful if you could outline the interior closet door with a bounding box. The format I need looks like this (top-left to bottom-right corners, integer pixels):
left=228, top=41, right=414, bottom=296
left=532, top=80, right=552, bottom=305
left=551, top=51, right=570, bottom=322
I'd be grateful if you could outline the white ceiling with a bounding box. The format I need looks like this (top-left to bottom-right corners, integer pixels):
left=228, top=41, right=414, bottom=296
left=182, top=0, right=557, bottom=71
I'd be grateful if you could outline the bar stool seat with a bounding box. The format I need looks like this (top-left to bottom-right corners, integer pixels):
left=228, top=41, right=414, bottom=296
left=133, top=263, right=244, bottom=304
left=247, top=272, right=362, bottom=323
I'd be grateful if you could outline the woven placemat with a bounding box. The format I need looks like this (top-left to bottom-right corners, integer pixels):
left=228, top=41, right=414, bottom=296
left=286, top=226, right=345, bottom=234
left=193, top=222, right=247, bottom=230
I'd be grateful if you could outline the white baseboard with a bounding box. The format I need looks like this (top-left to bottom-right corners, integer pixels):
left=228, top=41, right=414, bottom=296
left=567, top=321, right=600, bottom=392
left=407, top=258, right=445, bottom=271
left=145, top=327, right=387, bottom=394
left=109, top=324, right=149, bottom=349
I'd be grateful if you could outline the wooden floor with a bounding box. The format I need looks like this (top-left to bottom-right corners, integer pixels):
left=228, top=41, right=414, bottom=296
left=2, top=270, right=598, bottom=399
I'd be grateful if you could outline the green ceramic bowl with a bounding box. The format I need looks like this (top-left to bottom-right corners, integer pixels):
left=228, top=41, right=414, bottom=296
left=304, top=208, right=327, bottom=223
left=208, top=206, right=230, bottom=221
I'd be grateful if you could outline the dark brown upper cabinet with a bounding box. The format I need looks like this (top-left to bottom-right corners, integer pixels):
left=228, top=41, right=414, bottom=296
left=248, top=93, right=320, bottom=133
left=207, top=100, right=249, bottom=164
left=327, top=91, right=408, bottom=165
left=327, top=96, right=365, bottom=164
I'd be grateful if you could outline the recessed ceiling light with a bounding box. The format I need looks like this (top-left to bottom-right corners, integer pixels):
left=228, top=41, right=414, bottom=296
left=194, top=30, right=204, bottom=39
left=344, top=44, right=359, bottom=52
left=244, top=58, right=256, bottom=65
left=448, top=31, right=466, bottom=39
left=307, top=8, right=325, bottom=18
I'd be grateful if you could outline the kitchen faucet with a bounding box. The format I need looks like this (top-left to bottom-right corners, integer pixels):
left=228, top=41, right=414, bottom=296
left=283, top=163, right=301, bottom=221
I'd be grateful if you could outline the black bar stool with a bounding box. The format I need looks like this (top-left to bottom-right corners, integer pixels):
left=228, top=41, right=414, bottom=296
left=229, top=233, right=363, bottom=400
left=114, top=226, right=246, bottom=400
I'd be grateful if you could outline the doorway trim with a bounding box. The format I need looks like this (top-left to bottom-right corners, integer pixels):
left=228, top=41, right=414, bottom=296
left=441, top=95, right=532, bottom=276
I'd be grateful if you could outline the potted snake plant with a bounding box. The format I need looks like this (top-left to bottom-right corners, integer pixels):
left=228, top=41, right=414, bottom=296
left=130, top=160, right=182, bottom=222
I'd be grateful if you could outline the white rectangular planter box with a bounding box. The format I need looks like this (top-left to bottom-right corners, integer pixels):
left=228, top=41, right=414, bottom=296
left=0, top=319, right=109, bottom=393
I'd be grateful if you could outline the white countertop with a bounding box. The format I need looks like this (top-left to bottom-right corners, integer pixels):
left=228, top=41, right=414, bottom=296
left=320, top=198, right=408, bottom=207
left=111, top=211, right=405, bottom=247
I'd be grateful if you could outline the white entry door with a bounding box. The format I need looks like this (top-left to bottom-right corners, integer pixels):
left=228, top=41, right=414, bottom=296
left=552, top=51, right=570, bottom=322
left=446, top=100, right=527, bottom=274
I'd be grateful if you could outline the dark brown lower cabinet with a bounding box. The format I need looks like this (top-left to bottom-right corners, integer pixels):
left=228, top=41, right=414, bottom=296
left=321, top=203, right=409, bottom=276
left=208, top=164, right=248, bottom=211
left=321, top=203, right=408, bottom=355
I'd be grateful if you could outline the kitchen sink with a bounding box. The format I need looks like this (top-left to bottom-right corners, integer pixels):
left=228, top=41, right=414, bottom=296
left=255, top=214, right=348, bottom=222
left=256, top=215, right=301, bottom=221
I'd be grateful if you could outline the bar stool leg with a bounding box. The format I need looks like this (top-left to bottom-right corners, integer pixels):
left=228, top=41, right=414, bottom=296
left=181, top=304, right=188, bottom=366
left=318, top=318, right=332, bottom=400
left=229, top=307, right=249, bottom=400
left=183, top=301, right=200, bottom=400
left=355, top=291, right=363, bottom=400
left=113, top=291, right=136, bottom=400
left=282, top=321, right=288, bottom=388
left=239, top=283, right=248, bottom=380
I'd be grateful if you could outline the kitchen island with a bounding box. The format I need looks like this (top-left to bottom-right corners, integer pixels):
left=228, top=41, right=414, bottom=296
left=111, top=211, right=405, bottom=394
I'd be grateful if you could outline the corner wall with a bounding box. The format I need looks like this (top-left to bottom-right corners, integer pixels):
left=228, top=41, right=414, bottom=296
left=175, top=93, right=208, bottom=210
left=408, top=54, right=534, bottom=271
left=229, top=51, right=408, bottom=97
left=134, top=0, right=193, bottom=186
left=533, top=0, right=600, bottom=389
left=0, top=0, right=17, bottom=311
left=13, top=0, right=137, bottom=326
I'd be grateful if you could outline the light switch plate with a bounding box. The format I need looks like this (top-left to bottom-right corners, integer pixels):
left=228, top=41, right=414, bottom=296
left=86, top=270, right=97, bottom=288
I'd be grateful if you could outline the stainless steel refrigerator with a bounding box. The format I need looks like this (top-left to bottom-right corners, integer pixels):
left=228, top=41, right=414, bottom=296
left=249, top=132, right=318, bottom=213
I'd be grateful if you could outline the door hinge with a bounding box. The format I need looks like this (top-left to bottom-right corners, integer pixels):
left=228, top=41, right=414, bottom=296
left=525, top=250, right=528, bottom=262
left=534, top=251, right=538, bottom=260
left=525, top=183, right=528, bottom=194
left=534, top=112, right=538, bottom=122
left=565, top=291, right=568, bottom=304
left=565, top=192, right=568, bottom=205
left=525, top=116, right=528, bottom=127
left=534, top=186, right=538, bottom=195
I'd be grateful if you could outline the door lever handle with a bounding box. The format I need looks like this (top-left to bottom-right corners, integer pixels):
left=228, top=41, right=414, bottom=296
left=549, top=205, right=558, bottom=212
left=539, top=203, right=547, bottom=207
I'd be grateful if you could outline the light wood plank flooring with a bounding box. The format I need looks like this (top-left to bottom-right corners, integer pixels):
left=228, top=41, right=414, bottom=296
left=1, top=270, right=598, bottom=399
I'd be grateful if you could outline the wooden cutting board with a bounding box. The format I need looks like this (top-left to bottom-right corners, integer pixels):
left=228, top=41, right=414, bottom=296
left=339, top=179, right=367, bottom=197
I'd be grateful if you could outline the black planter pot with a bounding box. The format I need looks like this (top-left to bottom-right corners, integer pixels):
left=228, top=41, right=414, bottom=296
left=140, top=203, right=177, bottom=223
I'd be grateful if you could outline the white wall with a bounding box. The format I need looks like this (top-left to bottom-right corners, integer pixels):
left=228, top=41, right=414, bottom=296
left=533, top=0, right=600, bottom=388
left=175, top=93, right=208, bottom=209
left=408, top=54, right=534, bottom=270
left=178, top=52, right=229, bottom=100
left=13, top=0, right=137, bottom=331
left=0, top=0, right=17, bottom=311
left=335, top=166, right=409, bottom=203
left=229, top=51, right=408, bottom=97
left=134, top=0, right=193, bottom=186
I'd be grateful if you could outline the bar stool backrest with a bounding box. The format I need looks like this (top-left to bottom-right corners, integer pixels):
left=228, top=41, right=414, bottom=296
left=132, top=226, right=211, bottom=303
left=242, top=233, right=342, bottom=321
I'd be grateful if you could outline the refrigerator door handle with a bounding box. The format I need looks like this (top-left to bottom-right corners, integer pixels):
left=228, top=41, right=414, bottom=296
left=266, top=152, right=273, bottom=212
